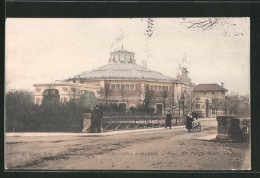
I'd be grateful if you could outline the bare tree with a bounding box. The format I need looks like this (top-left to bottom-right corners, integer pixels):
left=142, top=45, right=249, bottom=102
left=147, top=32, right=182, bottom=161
left=100, top=82, right=112, bottom=105
left=120, top=85, right=126, bottom=102
left=68, top=86, right=79, bottom=104
left=161, top=89, right=168, bottom=115
left=143, top=85, right=154, bottom=109
left=179, top=18, right=246, bottom=37
left=212, top=97, right=225, bottom=117
left=183, top=90, right=192, bottom=114
left=181, top=18, right=219, bottom=31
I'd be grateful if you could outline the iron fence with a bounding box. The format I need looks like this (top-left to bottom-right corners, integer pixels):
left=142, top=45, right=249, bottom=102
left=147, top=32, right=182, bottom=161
left=239, top=118, right=251, bottom=135
left=103, top=115, right=186, bottom=132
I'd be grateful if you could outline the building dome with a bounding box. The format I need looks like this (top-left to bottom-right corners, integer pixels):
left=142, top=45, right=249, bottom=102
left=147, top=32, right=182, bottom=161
left=75, top=63, right=174, bottom=81
left=74, top=48, right=175, bottom=82
left=109, top=47, right=135, bottom=64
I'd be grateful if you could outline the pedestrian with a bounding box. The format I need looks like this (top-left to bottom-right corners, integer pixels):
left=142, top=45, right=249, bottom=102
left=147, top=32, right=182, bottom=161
left=90, top=107, right=97, bottom=132
left=186, top=112, right=193, bottom=132
left=94, top=105, right=103, bottom=133
left=165, top=111, right=172, bottom=129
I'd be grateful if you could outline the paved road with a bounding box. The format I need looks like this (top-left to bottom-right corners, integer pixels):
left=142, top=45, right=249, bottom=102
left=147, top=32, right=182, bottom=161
left=5, top=119, right=250, bottom=170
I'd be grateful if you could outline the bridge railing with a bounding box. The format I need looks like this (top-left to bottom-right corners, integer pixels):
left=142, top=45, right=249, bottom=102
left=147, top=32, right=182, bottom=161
left=103, top=115, right=187, bottom=132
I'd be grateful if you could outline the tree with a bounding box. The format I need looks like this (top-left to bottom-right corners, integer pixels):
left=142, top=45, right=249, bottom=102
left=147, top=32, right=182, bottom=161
left=120, top=85, right=126, bottom=102
left=67, top=86, right=79, bottom=104
left=212, top=97, right=225, bottom=116
left=5, top=89, right=36, bottom=132
left=179, top=18, right=247, bottom=37
left=170, top=83, right=175, bottom=114
left=143, top=85, right=154, bottom=109
left=181, top=18, right=219, bottom=31
left=183, top=90, right=192, bottom=114
left=100, top=82, right=112, bottom=105
left=78, top=91, right=99, bottom=109
left=227, top=93, right=250, bottom=118
left=160, top=89, right=168, bottom=114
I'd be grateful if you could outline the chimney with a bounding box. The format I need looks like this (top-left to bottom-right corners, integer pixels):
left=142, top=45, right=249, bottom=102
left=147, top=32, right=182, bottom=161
left=221, top=82, right=224, bottom=88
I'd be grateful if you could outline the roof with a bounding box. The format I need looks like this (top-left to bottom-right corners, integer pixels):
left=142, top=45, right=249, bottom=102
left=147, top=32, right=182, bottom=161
left=111, top=49, right=133, bottom=54
left=73, top=63, right=175, bottom=82
left=193, top=84, right=228, bottom=92
left=34, top=82, right=100, bottom=89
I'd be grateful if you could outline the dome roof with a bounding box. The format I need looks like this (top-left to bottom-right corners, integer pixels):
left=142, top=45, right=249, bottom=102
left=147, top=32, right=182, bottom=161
left=109, top=48, right=135, bottom=64
left=74, top=63, right=175, bottom=82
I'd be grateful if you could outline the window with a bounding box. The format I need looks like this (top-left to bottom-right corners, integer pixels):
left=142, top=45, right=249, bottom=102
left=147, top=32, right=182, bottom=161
left=212, top=91, right=215, bottom=94
left=62, top=87, right=68, bottom=92
left=203, top=92, right=206, bottom=94
left=195, top=104, right=200, bottom=109
left=195, top=97, right=200, bottom=101
left=130, top=84, right=135, bottom=90
left=162, top=86, right=169, bottom=91
left=111, top=84, right=115, bottom=89
left=71, top=88, right=77, bottom=92
left=150, top=85, right=169, bottom=91
left=112, top=83, right=135, bottom=90
left=36, top=88, right=41, bottom=92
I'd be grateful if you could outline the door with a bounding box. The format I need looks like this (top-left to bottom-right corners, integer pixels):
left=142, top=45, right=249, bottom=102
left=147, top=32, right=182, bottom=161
left=157, top=104, right=162, bottom=115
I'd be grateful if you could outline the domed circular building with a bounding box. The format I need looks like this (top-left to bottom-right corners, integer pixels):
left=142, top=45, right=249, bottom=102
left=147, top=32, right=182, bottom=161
left=34, top=47, right=193, bottom=114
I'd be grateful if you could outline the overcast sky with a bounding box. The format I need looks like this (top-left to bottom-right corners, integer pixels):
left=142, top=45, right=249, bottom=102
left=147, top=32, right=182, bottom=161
left=6, top=18, right=250, bottom=95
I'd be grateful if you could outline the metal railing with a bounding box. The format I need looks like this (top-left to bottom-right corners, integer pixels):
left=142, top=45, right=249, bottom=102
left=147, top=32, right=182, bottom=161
left=239, top=118, right=251, bottom=135
left=103, top=115, right=186, bottom=132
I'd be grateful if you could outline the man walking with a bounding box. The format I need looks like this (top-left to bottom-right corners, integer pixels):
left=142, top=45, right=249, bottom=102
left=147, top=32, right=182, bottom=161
left=165, top=111, right=172, bottom=129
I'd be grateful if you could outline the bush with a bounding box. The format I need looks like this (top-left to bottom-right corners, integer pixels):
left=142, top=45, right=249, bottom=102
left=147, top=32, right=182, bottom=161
left=5, top=89, right=96, bottom=132
left=136, top=104, right=155, bottom=114
left=5, top=90, right=36, bottom=132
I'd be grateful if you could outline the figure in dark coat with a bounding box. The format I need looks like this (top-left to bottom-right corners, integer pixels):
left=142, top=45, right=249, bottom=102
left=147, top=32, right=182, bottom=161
left=165, top=111, right=172, bottom=129
left=91, top=105, right=103, bottom=132
left=186, top=112, right=193, bottom=132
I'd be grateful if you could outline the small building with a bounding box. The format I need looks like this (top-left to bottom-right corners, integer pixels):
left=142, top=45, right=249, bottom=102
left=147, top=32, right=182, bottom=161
left=193, top=83, right=228, bottom=118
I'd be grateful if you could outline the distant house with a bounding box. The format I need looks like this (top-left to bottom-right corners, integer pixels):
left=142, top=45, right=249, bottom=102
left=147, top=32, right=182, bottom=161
left=193, top=83, right=228, bottom=118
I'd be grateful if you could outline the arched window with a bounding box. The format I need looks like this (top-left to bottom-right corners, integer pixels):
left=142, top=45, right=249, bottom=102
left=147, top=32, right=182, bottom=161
left=43, top=89, right=60, bottom=101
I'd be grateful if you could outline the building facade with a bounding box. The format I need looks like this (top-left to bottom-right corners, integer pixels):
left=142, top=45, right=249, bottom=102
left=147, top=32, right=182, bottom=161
left=33, top=48, right=193, bottom=115
left=193, top=83, right=228, bottom=118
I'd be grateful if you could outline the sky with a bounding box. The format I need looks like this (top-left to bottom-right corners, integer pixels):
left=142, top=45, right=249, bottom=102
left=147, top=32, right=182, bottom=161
left=5, top=18, right=250, bottom=95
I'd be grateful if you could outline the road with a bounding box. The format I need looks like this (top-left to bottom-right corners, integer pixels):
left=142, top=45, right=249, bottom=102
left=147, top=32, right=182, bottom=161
left=5, top=119, right=250, bottom=170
